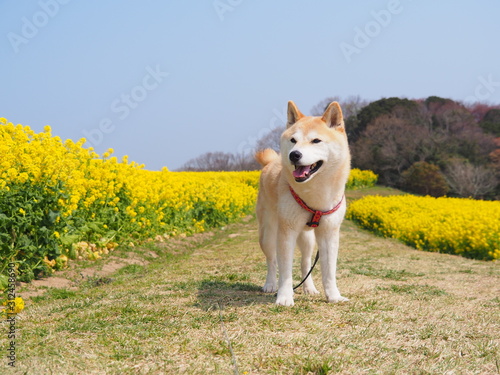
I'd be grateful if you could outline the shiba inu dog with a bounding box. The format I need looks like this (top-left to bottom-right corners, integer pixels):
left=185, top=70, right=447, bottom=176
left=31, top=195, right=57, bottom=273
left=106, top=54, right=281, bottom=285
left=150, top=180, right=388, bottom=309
left=255, top=101, right=350, bottom=306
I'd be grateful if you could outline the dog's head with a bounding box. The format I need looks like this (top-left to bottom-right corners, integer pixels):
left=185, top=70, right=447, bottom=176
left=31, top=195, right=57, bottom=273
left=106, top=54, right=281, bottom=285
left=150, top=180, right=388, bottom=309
left=280, top=100, right=349, bottom=183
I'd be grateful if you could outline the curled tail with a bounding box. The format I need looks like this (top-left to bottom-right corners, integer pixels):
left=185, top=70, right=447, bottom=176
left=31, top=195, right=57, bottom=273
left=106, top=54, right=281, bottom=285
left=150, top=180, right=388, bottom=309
left=255, top=149, right=279, bottom=167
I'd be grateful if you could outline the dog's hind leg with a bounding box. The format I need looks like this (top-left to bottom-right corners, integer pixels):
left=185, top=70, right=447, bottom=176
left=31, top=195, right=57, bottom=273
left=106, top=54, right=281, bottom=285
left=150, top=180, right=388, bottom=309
left=297, top=230, right=320, bottom=295
left=259, top=221, right=278, bottom=293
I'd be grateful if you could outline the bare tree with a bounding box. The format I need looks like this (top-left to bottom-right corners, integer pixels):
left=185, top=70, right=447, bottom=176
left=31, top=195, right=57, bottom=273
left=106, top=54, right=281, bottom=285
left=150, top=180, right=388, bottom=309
left=463, top=101, right=500, bottom=122
left=254, top=126, right=283, bottom=153
left=444, top=159, right=498, bottom=198
left=311, top=95, right=368, bottom=118
left=232, top=151, right=260, bottom=171
left=180, top=152, right=235, bottom=171
left=311, top=96, right=341, bottom=116
left=179, top=151, right=259, bottom=171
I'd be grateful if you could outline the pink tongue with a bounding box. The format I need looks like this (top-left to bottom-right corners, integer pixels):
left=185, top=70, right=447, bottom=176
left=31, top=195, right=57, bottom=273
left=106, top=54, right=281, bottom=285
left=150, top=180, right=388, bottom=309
left=293, top=165, right=312, bottom=178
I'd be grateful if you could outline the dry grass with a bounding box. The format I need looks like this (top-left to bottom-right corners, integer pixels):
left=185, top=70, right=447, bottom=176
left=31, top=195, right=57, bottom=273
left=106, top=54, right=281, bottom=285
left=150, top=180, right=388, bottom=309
left=3, top=189, right=500, bottom=374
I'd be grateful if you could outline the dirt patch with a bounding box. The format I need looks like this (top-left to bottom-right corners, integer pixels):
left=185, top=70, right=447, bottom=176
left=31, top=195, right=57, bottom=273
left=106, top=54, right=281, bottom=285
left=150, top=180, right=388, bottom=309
left=18, top=230, right=216, bottom=301
left=79, top=254, right=148, bottom=277
left=19, top=277, right=76, bottom=300
left=19, top=252, right=150, bottom=301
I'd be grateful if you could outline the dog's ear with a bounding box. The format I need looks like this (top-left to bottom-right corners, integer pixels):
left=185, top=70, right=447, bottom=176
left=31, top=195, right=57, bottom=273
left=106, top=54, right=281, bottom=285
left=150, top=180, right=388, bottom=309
left=287, top=101, right=304, bottom=128
left=322, top=102, right=344, bottom=129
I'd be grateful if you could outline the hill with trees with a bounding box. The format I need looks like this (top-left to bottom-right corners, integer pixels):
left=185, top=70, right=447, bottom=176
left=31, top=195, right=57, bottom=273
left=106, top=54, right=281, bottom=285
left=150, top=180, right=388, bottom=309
left=351, top=96, right=498, bottom=198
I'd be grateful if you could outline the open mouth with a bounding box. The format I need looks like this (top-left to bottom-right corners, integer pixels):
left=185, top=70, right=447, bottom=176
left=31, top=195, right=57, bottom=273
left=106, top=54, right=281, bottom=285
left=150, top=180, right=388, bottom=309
left=292, top=161, right=323, bottom=182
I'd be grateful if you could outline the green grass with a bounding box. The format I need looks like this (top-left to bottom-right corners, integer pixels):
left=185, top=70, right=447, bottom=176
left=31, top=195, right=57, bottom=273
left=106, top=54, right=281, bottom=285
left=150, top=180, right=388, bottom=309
left=30, top=288, right=77, bottom=303
left=345, top=184, right=407, bottom=202
left=3, top=187, right=499, bottom=374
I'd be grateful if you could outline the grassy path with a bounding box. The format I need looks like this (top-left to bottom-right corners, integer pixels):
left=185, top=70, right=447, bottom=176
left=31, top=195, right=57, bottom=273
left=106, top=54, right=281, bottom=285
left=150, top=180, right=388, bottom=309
left=3, top=193, right=500, bottom=374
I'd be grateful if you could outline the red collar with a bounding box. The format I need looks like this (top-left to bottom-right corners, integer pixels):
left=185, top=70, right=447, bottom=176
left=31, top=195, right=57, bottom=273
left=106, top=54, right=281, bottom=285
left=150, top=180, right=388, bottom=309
left=289, top=185, right=344, bottom=228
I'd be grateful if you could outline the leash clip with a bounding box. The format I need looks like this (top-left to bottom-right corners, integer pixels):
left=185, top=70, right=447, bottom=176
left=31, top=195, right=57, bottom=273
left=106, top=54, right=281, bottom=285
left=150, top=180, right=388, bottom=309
left=306, top=211, right=323, bottom=227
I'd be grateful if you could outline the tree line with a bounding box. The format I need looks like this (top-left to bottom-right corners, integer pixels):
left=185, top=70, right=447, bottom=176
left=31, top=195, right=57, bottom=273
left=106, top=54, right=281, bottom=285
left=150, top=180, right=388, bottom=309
left=179, top=96, right=500, bottom=199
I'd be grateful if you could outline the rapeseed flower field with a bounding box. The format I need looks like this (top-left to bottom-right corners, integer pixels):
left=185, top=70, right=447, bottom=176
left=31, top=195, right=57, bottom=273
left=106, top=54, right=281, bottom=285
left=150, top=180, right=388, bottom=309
left=0, top=118, right=378, bottom=284
left=347, top=195, right=500, bottom=261
left=347, top=169, right=378, bottom=190
left=0, top=119, right=259, bottom=282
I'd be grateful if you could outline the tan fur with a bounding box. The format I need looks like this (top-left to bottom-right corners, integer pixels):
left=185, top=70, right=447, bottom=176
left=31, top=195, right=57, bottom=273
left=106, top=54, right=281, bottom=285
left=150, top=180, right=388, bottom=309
left=255, top=100, right=351, bottom=306
left=255, top=148, right=279, bottom=167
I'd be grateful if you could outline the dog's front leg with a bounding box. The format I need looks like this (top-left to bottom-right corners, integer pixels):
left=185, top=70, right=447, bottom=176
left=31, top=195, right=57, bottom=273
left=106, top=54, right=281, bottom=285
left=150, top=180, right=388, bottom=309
left=317, top=226, right=348, bottom=303
left=275, top=225, right=298, bottom=306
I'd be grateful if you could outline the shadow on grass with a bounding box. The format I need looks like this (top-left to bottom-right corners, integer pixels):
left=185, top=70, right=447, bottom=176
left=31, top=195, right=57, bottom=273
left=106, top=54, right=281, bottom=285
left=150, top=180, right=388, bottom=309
left=196, top=279, right=274, bottom=310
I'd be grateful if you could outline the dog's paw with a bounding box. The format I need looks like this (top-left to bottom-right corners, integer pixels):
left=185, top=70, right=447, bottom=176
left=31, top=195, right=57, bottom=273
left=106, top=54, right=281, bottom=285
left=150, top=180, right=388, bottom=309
left=303, top=285, right=320, bottom=295
left=262, top=283, right=278, bottom=293
left=275, top=295, right=294, bottom=306
left=276, top=290, right=294, bottom=306
left=327, top=295, right=349, bottom=303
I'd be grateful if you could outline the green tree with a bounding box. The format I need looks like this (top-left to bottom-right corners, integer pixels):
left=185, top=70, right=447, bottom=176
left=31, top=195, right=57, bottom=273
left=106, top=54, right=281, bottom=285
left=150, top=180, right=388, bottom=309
left=353, top=97, right=420, bottom=142
left=401, top=162, right=449, bottom=197
left=479, top=108, right=500, bottom=136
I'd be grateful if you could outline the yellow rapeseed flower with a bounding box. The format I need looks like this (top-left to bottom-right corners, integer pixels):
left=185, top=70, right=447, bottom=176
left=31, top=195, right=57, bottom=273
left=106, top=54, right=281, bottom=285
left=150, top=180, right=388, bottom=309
left=347, top=195, right=500, bottom=260
left=3, top=297, right=25, bottom=315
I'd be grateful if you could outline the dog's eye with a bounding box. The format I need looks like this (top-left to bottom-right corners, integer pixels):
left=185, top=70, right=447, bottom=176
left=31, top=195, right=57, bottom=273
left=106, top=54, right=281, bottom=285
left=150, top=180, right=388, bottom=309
left=290, top=138, right=297, bottom=144
left=312, top=138, right=322, bottom=144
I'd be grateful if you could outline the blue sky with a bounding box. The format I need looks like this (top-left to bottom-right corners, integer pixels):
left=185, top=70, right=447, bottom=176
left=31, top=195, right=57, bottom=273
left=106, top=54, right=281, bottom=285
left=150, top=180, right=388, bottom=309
left=1, top=0, right=500, bottom=170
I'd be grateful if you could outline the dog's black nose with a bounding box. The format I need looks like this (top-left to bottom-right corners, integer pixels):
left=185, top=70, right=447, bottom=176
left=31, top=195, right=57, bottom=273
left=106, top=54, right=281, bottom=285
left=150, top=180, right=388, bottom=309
left=289, top=150, right=302, bottom=163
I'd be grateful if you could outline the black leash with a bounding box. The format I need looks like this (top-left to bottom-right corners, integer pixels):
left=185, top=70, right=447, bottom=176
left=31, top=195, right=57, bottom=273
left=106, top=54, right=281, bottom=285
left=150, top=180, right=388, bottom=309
left=293, top=250, right=319, bottom=290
